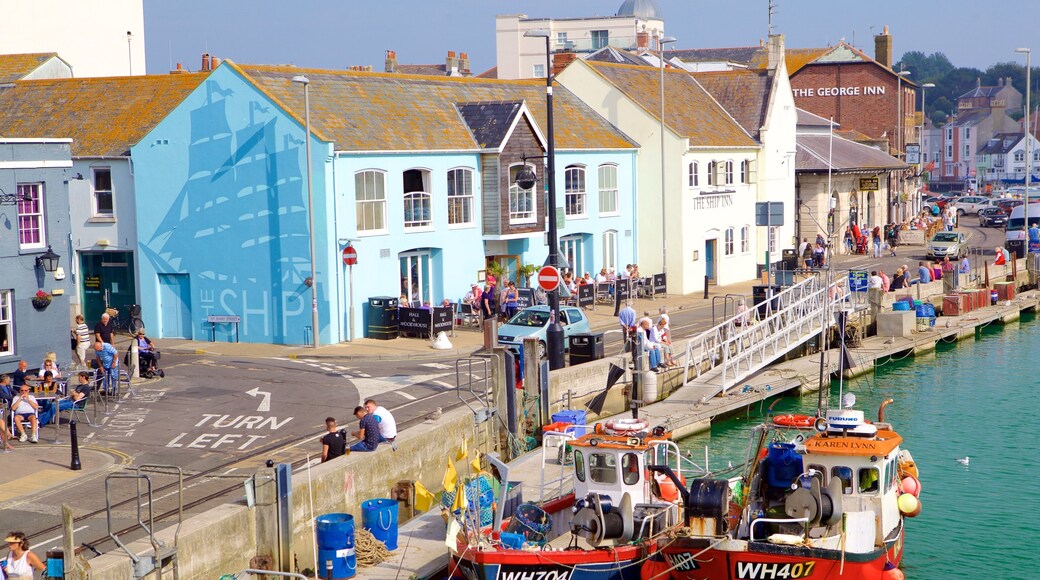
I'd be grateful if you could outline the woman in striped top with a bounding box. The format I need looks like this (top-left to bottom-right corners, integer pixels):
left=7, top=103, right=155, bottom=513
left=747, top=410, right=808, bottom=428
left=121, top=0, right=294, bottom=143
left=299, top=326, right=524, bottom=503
left=72, top=314, right=91, bottom=368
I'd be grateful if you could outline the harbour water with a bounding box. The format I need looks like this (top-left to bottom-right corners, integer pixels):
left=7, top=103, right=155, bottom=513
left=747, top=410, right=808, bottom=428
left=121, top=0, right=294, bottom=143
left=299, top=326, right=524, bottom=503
left=677, top=314, right=1040, bottom=579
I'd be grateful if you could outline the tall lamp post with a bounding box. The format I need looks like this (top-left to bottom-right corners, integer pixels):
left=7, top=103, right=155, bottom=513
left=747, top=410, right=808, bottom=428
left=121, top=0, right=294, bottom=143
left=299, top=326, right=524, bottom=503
left=1017, top=48, right=1031, bottom=237
left=521, top=29, right=565, bottom=369
left=919, top=82, right=935, bottom=216
left=293, top=74, right=320, bottom=348
left=895, top=69, right=911, bottom=223
left=658, top=33, right=676, bottom=283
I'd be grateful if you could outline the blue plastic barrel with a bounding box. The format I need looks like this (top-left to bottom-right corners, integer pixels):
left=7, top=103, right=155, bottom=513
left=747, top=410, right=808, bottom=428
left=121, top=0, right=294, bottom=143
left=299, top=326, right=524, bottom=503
left=361, top=498, right=399, bottom=550
left=924, top=304, right=936, bottom=317
left=45, top=550, right=64, bottom=578
left=551, top=409, right=588, bottom=436
left=892, top=301, right=910, bottom=311
left=765, top=442, right=803, bottom=489
left=915, top=304, right=928, bottom=317
left=315, top=513, right=356, bottom=579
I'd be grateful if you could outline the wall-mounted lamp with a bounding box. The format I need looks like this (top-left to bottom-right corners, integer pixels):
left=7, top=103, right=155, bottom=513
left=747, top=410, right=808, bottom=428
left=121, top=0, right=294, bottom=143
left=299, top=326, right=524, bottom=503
left=35, top=245, right=61, bottom=272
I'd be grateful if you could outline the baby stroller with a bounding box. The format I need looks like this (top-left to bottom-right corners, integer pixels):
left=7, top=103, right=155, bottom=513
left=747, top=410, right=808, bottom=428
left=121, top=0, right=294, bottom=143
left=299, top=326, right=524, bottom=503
left=854, top=234, right=869, bottom=255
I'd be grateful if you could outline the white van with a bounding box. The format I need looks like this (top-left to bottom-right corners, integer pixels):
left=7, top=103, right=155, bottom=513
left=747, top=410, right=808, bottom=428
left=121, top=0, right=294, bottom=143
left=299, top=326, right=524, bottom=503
left=1005, top=204, right=1040, bottom=256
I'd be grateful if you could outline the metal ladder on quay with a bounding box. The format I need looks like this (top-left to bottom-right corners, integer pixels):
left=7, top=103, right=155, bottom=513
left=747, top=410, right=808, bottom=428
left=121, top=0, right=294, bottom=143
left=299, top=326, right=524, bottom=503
left=105, top=464, right=184, bottom=580
left=679, top=273, right=852, bottom=403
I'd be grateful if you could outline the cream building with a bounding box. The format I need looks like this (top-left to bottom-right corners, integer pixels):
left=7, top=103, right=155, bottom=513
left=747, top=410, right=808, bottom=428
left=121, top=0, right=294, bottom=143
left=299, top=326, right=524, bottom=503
left=0, top=0, right=145, bottom=77
left=495, top=0, right=664, bottom=80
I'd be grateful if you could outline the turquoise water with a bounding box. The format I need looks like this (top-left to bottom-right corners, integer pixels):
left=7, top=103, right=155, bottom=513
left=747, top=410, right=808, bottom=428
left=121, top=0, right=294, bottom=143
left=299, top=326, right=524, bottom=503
left=676, top=315, right=1040, bottom=579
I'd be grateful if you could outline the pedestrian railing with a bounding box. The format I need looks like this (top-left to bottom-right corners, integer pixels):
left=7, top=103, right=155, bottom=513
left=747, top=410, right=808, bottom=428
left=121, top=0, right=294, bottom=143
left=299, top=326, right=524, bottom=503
left=679, top=274, right=850, bottom=402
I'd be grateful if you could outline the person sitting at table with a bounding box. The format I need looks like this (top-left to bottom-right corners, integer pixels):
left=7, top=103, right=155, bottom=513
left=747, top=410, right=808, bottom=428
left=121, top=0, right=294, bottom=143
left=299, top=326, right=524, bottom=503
left=37, top=358, right=61, bottom=380
left=11, top=385, right=40, bottom=443
left=0, top=374, right=13, bottom=408
left=38, top=372, right=92, bottom=426
left=10, top=360, right=29, bottom=388
left=35, top=371, right=59, bottom=395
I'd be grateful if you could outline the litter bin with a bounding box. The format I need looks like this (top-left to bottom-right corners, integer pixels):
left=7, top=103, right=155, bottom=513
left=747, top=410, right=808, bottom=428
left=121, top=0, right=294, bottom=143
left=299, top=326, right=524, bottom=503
left=366, top=297, right=399, bottom=340
left=751, top=285, right=783, bottom=317
left=781, top=249, right=799, bottom=271
left=568, top=333, right=604, bottom=366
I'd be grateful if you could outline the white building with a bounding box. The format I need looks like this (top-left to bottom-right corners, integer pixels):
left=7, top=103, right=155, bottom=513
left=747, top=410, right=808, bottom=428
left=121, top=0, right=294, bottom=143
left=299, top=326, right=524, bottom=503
left=0, top=0, right=145, bottom=77
left=495, top=0, right=664, bottom=80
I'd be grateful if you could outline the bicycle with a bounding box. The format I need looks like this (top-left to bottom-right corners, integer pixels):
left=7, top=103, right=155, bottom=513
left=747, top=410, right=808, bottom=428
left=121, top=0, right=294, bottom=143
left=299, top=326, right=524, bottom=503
left=108, top=304, right=145, bottom=336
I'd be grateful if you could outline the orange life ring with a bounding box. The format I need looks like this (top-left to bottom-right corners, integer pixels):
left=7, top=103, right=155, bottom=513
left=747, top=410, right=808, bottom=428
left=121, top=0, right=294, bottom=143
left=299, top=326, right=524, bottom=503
left=603, top=418, right=650, bottom=436
left=772, top=414, right=815, bottom=428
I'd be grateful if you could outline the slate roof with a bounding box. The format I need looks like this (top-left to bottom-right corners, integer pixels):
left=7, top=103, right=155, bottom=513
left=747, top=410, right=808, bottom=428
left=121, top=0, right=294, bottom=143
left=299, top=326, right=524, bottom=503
left=692, top=69, right=773, bottom=141
left=585, top=61, right=757, bottom=148
left=456, top=101, right=524, bottom=150
left=978, top=133, right=1022, bottom=155
left=797, top=108, right=835, bottom=128
left=796, top=133, right=906, bottom=172
left=945, top=110, right=989, bottom=128
left=666, top=47, right=761, bottom=65
left=958, top=85, right=1004, bottom=99
left=586, top=46, right=649, bottom=66
left=234, top=63, right=636, bottom=152
left=0, top=53, right=61, bottom=83
left=0, top=73, right=208, bottom=157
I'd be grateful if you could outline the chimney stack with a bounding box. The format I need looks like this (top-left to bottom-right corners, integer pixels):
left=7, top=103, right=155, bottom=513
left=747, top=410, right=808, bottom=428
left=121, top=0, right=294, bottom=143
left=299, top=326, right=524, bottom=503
left=201, top=53, right=211, bottom=72
left=170, top=62, right=186, bottom=74
left=766, top=34, right=785, bottom=72
left=553, top=52, right=578, bottom=76
left=636, top=31, right=650, bottom=50
left=446, top=50, right=458, bottom=75
left=459, top=52, right=471, bottom=75
left=211, top=56, right=221, bottom=69
left=385, top=50, right=398, bottom=73
left=873, top=25, right=892, bottom=69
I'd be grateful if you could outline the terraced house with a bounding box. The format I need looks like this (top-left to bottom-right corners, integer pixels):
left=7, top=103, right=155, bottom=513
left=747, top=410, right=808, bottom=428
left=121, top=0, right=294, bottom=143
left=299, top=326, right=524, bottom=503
left=131, top=62, right=637, bottom=344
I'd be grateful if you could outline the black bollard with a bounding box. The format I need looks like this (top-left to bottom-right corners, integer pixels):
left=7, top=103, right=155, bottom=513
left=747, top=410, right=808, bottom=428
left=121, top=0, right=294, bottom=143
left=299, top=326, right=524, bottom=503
left=70, top=420, right=82, bottom=471
left=703, top=275, right=709, bottom=299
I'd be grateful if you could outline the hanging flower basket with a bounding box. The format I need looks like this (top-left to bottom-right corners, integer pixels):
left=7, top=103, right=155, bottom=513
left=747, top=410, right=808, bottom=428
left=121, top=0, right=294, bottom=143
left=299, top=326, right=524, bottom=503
left=31, top=290, right=52, bottom=311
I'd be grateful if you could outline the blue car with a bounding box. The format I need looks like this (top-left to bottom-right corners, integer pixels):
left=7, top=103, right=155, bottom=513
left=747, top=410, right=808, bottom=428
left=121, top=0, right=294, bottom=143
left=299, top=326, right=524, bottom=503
left=496, top=305, right=591, bottom=357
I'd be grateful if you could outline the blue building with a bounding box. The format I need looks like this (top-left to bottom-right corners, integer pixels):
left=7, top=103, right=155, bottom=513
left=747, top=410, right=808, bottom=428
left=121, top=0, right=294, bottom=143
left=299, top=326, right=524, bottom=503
left=131, top=61, right=637, bottom=344
left=0, top=139, right=74, bottom=373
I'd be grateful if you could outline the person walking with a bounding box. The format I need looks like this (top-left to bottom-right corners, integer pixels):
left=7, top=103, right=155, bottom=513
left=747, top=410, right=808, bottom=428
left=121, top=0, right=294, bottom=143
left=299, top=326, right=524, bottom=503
left=871, top=226, right=882, bottom=258
left=93, top=340, right=119, bottom=395
left=94, top=312, right=115, bottom=345
left=71, top=314, right=91, bottom=368
left=320, top=417, right=348, bottom=463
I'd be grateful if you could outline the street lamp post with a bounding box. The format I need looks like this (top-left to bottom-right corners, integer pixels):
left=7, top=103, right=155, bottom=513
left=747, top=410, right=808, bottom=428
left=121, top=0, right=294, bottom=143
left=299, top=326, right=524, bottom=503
left=658, top=33, right=676, bottom=285
left=524, top=29, right=565, bottom=369
left=1017, top=48, right=1032, bottom=252
left=896, top=69, right=911, bottom=223
left=293, top=74, right=321, bottom=348
left=919, top=82, right=935, bottom=217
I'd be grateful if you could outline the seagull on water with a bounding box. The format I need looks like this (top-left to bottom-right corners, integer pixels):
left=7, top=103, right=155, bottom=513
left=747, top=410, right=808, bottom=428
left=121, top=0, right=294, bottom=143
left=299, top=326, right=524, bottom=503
left=956, top=456, right=970, bottom=466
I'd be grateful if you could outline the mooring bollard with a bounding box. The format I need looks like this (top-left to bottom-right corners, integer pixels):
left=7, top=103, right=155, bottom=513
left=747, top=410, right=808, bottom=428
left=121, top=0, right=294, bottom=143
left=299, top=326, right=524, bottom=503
left=703, top=275, right=709, bottom=299
left=70, top=420, right=82, bottom=471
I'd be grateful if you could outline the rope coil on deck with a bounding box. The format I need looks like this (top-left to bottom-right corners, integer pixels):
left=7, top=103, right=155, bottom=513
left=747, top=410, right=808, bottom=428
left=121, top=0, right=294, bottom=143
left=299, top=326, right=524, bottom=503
left=355, top=528, right=393, bottom=567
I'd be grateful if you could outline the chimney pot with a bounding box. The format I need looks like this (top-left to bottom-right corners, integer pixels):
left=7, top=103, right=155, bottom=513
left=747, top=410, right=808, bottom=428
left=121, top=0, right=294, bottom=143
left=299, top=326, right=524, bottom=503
left=211, top=56, right=221, bottom=69
left=201, top=52, right=211, bottom=72
left=385, top=49, right=398, bottom=73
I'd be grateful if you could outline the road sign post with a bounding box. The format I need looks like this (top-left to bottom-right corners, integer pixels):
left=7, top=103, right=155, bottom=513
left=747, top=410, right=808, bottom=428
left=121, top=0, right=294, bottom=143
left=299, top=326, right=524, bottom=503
left=343, top=246, right=358, bottom=341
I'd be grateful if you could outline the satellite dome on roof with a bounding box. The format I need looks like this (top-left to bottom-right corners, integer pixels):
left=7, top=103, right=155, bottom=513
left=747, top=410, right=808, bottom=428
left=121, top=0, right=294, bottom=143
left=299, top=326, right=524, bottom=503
left=616, top=0, right=661, bottom=18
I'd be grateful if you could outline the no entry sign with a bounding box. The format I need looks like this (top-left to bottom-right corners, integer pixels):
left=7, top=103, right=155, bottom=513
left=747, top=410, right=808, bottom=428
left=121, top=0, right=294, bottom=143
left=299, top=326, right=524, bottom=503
left=537, top=265, right=561, bottom=292
left=342, top=245, right=358, bottom=266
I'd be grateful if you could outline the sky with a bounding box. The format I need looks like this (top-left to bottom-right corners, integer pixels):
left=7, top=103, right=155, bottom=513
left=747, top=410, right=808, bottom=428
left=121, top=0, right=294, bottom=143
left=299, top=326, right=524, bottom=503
left=143, top=1, right=1037, bottom=76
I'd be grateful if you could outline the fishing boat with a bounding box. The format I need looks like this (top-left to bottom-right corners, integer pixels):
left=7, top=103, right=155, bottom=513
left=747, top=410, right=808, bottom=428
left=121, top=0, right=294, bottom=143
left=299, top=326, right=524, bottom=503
left=449, top=419, right=689, bottom=580
left=653, top=395, right=920, bottom=580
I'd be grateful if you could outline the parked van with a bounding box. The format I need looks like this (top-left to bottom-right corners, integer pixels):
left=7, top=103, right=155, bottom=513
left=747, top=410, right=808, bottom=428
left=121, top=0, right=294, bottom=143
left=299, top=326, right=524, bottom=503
left=1005, top=203, right=1040, bottom=257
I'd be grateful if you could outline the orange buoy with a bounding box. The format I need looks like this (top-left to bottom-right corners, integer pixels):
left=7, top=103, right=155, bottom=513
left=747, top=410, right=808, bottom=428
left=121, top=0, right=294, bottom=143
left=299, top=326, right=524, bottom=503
left=772, top=414, right=816, bottom=428
left=882, top=563, right=905, bottom=580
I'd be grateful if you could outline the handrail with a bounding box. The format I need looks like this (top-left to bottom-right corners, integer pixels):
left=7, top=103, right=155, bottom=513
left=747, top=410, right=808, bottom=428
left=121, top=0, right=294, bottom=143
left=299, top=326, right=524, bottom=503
left=540, top=429, right=576, bottom=503
left=749, top=516, right=809, bottom=542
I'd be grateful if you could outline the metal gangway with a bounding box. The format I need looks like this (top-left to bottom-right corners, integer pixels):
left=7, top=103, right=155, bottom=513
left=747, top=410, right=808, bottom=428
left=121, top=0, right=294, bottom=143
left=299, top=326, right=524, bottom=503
left=680, top=273, right=850, bottom=402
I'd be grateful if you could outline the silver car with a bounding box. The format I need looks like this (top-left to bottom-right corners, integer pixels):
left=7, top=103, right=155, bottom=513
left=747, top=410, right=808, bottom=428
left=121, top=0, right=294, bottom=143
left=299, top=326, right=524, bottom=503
left=927, top=231, right=967, bottom=259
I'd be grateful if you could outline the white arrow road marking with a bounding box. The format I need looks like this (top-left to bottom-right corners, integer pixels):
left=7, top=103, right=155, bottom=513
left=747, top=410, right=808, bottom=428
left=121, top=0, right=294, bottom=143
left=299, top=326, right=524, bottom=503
left=245, top=387, right=272, bottom=412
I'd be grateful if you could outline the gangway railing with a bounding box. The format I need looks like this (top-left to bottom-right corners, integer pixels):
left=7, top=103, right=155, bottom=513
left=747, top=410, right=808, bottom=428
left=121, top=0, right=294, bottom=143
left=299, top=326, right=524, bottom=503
left=105, top=464, right=183, bottom=580
left=680, top=274, right=850, bottom=401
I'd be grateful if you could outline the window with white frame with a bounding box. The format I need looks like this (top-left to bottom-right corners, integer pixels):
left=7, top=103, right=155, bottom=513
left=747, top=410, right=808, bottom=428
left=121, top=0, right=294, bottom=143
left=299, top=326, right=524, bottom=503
left=447, top=168, right=474, bottom=226
left=768, top=226, right=777, bottom=253
left=602, top=230, right=617, bottom=271
left=561, top=235, right=583, bottom=274
left=724, top=161, right=734, bottom=184
left=1015, top=151, right=1025, bottom=162
left=707, top=160, right=717, bottom=185
left=963, top=127, right=970, bottom=139
left=963, top=144, right=970, bottom=157
left=92, top=167, right=114, bottom=217
left=724, top=227, right=734, bottom=255
left=740, top=160, right=749, bottom=184
left=1034, top=150, right=1040, bottom=162
left=533, top=64, right=545, bottom=78
left=598, top=164, right=618, bottom=215
left=403, top=168, right=432, bottom=228
left=946, top=145, right=953, bottom=159
left=565, top=165, right=586, bottom=216
left=740, top=225, right=750, bottom=253
left=508, top=164, right=536, bottom=223
left=17, top=183, right=44, bottom=249
left=355, top=170, right=387, bottom=233
left=0, top=290, right=11, bottom=356
left=688, top=161, right=698, bottom=186
left=946, top=128, right=953, bottom=140
left=556, top=32, right=568, bottom=47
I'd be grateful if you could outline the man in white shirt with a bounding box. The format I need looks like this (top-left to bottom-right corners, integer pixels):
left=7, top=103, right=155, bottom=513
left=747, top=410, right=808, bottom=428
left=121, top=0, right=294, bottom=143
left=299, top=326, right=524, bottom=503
left=11, top=385, right=40, bottom=443
left=365, top=399, right=398, bottom=450
left=867, top=271, right=883, bottom=290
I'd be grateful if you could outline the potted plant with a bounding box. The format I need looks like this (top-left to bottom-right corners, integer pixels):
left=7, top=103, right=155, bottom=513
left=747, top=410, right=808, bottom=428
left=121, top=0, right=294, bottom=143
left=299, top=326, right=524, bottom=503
left=516, top=263, right=538, bottom=287
left=31, top=290, right=52, bottom=310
